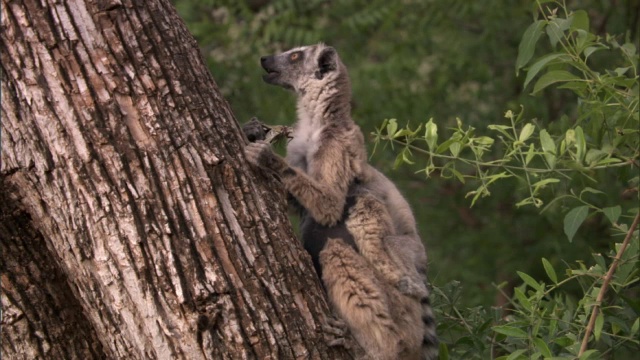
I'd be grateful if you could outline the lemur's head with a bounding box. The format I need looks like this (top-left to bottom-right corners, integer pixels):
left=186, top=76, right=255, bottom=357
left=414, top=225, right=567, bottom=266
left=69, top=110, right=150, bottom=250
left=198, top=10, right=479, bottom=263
left=260, top=43, right=343, bottom=93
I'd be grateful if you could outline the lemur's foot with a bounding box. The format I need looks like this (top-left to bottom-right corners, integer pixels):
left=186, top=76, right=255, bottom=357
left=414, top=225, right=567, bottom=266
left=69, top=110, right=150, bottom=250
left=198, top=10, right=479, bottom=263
left=322, top=316, right=352, bottom=348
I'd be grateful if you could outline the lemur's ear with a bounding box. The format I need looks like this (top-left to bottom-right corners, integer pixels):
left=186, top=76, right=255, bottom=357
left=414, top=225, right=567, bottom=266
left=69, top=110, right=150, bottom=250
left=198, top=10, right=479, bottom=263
left=315, top=47, right=337, bottom=80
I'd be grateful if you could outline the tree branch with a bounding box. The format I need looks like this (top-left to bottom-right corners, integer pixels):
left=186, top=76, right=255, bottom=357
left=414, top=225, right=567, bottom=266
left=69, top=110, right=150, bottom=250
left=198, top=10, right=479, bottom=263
left=579, top=211, right=640, bottom=355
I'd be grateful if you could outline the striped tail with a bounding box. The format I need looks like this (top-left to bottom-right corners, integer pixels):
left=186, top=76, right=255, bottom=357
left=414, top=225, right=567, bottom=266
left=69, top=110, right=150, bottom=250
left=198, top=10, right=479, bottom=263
left=420, top=291, right=439, bottom=359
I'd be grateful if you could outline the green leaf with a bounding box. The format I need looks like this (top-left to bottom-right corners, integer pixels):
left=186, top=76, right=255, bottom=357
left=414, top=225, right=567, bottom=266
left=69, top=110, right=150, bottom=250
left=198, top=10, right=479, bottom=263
left=516, top=20, right=546, bottom=74
left=533, top=337, right=552, bottom=357
left=557, top=81, right=588, bottom=95
left=614, top=66, right=631, bottom=76
left=621, top=43, right=637, bottom=57
left=392, top=129, right=414, bottom=138
left=571, top=10, right=589, bottom=32
left=564, top=206, right=589, bottom=242
left=518, top=271, right=543, bottom=291
left=488, top=124, right=515, bottom=140
left=532, top=178, right=559, bottom=194
left=532, top=70, right=581, bottom=94
left=596, top=158, right=622, bottom=166
left=540, top=129, right=556, bottom=155
left=485, top=172, right=512, bottom=185
left=424, top=119, right=438, bottom=151
left=615, top=238, right=638, bottom=286
left=442, top=163, right=465, bottom=184
left=542, top=258, right=558, bottom=284
left=525, top=144, right=535, bottom=165
left=401, top=148, right=414, bottom=164
left=584, top=46, right=604, bottom=59
left=540, top=129, right=556, bottom=168
left=506, top=349, right=527, bottom=360
left=553, top=336, right=574, bottom=348
left=575, top=29, right=594, bottom=52
left=451, top=168, right=465, bottom=184
left=449, top=142, right=461, bottom=157
left=393, top=152, right=404, bottom=169
left=524, top=53, right=569, bottom=89
left=612, top=321, right=621, bottom=336
left=436, top=133, right=463, bottom=154
left=514, top=287, right=532, bottom=311
left=602, top=206, right=622, bottom=225
left=546, top=17, right=571, bottom=48
left=580, top=187, right=604, bottom=196
left=474, top=136, right=494, bottom=146
left=516, top=197, right=536, bottom=208
left=585, top=149, right=608, bottom=165
left=575, top=126, right=586, bottom=164
left=565, top=129, right=576, bottom=146
left=519, top=123, right=535, bottom=142
left=579, top=349, right=600, bottom=360
left=631, top=317, right=639, bottom=336
left=438, top=342, right=449, bottom=360
left=493, top=325, right=528, bottom=338
left=386, top=118, right=398, bottom=138
left=594, top=312, right=604, bottom=341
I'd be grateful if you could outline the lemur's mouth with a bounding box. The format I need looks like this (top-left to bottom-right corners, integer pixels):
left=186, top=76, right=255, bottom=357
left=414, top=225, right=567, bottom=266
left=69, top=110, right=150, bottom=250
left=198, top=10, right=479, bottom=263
left=260, top=55, right=281, bottom=84
left=262, top=69, right=280, bottom=83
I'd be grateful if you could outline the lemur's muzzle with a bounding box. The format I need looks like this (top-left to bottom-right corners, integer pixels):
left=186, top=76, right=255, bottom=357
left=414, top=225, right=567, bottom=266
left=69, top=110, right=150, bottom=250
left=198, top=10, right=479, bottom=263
left=260, top=55, right=280, bottom=83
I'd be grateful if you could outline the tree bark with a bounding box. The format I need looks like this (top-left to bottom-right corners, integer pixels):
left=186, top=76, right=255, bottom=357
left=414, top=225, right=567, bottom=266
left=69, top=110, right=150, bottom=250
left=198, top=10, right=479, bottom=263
left=1, top=180, right=107, bottom=359
left=1, top=0, right=352, bottom=359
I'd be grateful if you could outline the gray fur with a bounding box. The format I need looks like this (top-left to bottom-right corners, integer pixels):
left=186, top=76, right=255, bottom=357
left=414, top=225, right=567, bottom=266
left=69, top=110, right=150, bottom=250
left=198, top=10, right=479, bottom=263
left=245, top=43, right=438, bottom=359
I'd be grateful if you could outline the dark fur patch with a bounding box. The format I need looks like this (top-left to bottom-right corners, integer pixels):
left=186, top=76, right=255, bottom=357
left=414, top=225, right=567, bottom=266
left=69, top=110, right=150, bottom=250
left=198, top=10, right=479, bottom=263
left=282, top=167, right=296, bottom=178
left=422, top=314, right=435, bottom=326
left=317, top=47, right=337, bottom=77
left=423, top=334, right=439, bottom=346
left=300, top=195, right=357, bottom=277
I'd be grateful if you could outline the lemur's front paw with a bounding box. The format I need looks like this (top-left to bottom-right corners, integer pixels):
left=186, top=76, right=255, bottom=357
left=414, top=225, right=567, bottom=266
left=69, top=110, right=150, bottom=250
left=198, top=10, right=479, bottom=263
left=245, top=140, right=286, bottom=172
left=245, top=140, right=271, bottom=167
left=242, top=117, right=269, bottom=142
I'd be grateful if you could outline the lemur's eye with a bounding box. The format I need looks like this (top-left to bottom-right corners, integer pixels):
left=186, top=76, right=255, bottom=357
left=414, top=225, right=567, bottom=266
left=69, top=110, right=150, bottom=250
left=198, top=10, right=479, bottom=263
left=290, top=52, right=301, bottom=62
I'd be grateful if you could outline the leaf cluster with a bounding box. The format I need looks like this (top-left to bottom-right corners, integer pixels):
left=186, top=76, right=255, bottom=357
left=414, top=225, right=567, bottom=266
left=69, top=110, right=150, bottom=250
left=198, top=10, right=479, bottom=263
left=374, top=1, right=639, bottom=357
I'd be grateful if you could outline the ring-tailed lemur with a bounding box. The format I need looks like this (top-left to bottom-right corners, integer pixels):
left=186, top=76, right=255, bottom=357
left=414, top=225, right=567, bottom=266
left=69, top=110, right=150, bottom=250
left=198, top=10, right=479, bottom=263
left=244, top=44, right=438, bottom=360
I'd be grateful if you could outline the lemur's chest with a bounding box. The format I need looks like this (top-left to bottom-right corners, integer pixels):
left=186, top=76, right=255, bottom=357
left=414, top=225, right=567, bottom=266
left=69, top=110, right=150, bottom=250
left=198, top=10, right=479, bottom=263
left=286, top=123, right=325, bottom=173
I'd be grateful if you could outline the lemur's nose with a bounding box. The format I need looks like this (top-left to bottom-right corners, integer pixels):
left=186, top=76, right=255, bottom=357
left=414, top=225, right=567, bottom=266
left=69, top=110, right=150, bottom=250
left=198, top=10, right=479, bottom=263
left=260, top=56, right=267, bottom=64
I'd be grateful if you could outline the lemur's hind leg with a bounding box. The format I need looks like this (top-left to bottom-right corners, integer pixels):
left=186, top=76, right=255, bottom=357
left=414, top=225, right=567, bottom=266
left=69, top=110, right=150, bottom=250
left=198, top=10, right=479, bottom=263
left=320, top=238, right=402, bottom=360
left=345, top=194, right=428, bottom=299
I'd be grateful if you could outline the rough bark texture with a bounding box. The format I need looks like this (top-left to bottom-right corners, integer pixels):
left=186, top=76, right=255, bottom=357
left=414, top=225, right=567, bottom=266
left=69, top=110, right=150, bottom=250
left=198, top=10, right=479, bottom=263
left=1, top=0, right=352, bottom=359
left=1, top=180, right=107, bottom=359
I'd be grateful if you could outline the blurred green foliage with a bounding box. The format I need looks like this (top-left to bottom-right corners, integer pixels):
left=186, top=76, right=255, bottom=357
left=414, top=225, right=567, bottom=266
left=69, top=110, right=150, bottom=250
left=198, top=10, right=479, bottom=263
left=174, top=0, right=639, bottom=357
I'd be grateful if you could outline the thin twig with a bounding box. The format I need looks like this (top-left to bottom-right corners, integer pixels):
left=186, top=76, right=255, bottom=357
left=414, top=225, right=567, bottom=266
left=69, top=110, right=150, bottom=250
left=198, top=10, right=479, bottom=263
left=579, top=212, right=640, bottom=355
left=386, top=137, right=633, bottom=174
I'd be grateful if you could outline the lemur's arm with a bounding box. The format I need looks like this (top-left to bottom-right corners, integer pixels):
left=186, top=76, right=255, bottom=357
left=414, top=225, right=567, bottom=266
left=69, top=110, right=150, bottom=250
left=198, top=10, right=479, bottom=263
left=245, top=139, right=352, bottom=226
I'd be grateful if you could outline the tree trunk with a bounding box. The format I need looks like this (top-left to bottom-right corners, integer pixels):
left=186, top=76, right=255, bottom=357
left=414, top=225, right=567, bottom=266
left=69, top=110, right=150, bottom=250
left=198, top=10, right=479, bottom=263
left=1, top=179, right=107, bottom=359
left=0, top=0, right=352, bottom=359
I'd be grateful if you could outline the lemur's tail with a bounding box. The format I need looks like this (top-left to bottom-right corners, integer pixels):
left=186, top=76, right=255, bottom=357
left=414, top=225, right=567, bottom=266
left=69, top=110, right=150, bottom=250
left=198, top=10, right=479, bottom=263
left=420, top=291, right=439, bottom=360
